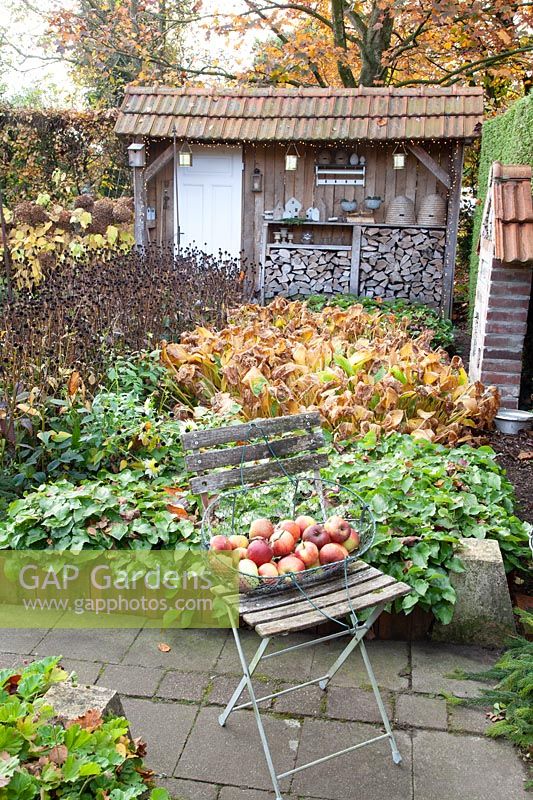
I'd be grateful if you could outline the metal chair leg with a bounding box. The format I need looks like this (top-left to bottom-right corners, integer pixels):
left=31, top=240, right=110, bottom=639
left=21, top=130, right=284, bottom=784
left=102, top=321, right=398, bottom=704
left=229, top=626, right=284, bottom=799
left=358, top=637, right=402, bottom=765
left=218, top=633, right=270, bottom=727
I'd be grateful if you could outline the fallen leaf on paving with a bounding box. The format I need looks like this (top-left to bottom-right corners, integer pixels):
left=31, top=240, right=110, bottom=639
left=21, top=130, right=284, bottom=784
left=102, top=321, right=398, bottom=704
left=517, top=451, right=533, bottom=461
left=157, top=642, right=171, bottom=652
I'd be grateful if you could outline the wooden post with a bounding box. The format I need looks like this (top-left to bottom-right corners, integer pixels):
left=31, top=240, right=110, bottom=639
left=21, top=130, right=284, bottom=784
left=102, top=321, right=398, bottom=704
left=442, top=141, right=464, bottom=319
left=132, top=166, right=146, bottom=247
left=349, top=225, right=362, bottom=295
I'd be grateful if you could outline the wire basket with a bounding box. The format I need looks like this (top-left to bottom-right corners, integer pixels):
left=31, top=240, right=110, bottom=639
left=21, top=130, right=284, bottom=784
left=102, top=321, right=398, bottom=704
left=201, top=475, right=375, bottom=596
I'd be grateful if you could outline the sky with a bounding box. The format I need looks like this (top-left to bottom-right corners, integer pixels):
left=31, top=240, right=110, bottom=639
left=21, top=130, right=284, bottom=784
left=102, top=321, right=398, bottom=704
left=0, top=0, right=258, bottom=105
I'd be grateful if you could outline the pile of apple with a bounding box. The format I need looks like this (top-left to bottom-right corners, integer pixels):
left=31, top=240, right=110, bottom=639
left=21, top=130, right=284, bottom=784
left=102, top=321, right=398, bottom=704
left=209, top=514, right=360, bottom=591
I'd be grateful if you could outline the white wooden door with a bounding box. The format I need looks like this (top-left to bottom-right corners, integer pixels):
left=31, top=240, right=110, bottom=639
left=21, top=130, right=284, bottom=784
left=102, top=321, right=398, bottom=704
left=175, top=145, right=243, bottom=257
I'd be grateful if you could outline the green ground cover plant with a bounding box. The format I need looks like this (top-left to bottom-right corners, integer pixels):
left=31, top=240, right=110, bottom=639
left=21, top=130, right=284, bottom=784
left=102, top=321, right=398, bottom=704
left=0, top=656, right=168, bottom=800
left=305, top=293, right=455, bottom=350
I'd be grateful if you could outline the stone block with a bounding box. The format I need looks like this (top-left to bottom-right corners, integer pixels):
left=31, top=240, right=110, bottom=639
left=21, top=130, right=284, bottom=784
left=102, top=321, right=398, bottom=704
left=43, top=679, right=125, bottom=722
left=432, top=539, right=515, bottom=646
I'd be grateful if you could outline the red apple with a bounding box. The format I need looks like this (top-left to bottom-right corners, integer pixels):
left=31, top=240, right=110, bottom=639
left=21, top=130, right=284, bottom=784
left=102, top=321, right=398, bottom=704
left=210, top=535, right=232, bottom=551
left=258, top=562, right=279, bottom=584
left=229, top=534, right=249, bottom=549
left=247, top=538, right=274, bottom=567
left=276, top=519, right=301, bottom=542
left=238, top=558, right=259, bottom=592
left=295, top=515, right=316, bottom=533
left=294, top=540, right=319, bottom=567
left=324, top=515, right=351, bottom=543
left=270, top=528, right=295, bottom=557
left=249, top=518, right=274, bottom=540
left=302, top=524, right=330, bottom=549
left=344, top=528, right=361, bottom=553
left=277, top=555, right=306, bottom=575
left=319, top=543, right=349, bottom=565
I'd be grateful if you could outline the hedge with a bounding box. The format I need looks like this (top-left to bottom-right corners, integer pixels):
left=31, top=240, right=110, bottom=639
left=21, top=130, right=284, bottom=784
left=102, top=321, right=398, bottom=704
left=468, top=94, right=533, bottom=316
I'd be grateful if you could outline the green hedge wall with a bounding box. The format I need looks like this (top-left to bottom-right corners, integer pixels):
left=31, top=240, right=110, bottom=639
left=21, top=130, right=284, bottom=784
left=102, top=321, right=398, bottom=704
left=469, top=94, right=533, bottom=315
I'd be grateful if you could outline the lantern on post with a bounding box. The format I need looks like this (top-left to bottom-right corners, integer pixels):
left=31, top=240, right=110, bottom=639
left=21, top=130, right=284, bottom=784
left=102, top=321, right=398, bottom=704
left=392, top=144, right=407, bottom=170
left=127, top=142, right=146, bottom=168
left=127, top=143, right=146, bottom=247
left=285, top=143, right=300, bottom=171
left=178, top=140, right=193, bottom=167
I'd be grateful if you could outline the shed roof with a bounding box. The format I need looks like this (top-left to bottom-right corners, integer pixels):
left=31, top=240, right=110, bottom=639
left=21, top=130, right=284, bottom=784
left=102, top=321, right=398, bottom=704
left=115, top=86, right=483, bottom=142
left=492, top=162, right=533, bottom=264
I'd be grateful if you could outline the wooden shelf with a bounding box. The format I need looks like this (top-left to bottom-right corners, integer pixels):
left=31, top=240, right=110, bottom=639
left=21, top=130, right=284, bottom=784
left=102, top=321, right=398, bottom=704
left=267, top=244, right=351, bottom=251
left=264, top=220, right=446, bottom=230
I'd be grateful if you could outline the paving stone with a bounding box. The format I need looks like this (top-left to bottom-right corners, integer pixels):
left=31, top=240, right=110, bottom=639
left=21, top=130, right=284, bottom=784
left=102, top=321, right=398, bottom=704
left=395, top=693, right=447, bottom=729
left=122, top=628, right=228, bottom=670
left=175, top=707, right=299, bottom=792
left=411, top=643, right=496, bottom=698
left=59, top=659, right=103, bottom=685
left=311, top=639, right=410, bottom=691
left=207, top=674, right=278, bottom=709
left=327, top=686, right=393, bottom=724
left=291, top=718, right=412, bottom=799
left=216, top=630, right=315, bottom=681
left=0, top=628, right=49, bottom=655
left=35, top=628, right=139, bottom=663
left=158, top=671, right=210, bottom=702
left=273, top=683, right=324, bottom=717
left=412, top=729, right=530, bottom=799
left=155, top=777, right=218, bottom=800
left=0, top=653, right=25, bottom=668
left=219, top=789, right=300, bottom=800
left=448, top=705, right=491, bottom=734
left=121, top=697, right=197, bottom=775
left=98, top=664, right=163, bottom=697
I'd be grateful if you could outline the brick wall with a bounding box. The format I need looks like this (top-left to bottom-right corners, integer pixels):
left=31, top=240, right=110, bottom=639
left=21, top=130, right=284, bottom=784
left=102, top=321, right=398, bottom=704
left=470, top=249, right=533, bottom=407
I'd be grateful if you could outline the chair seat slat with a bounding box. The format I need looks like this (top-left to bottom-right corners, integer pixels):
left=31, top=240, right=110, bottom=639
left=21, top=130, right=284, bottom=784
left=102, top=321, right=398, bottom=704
left=254, top=581, right=411, bottom=636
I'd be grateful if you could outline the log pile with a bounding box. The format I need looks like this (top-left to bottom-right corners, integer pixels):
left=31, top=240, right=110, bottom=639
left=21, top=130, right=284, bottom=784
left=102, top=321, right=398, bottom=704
left=264, top=248, right=351, bottom=298
left=359, top=227, right=445, bottom=307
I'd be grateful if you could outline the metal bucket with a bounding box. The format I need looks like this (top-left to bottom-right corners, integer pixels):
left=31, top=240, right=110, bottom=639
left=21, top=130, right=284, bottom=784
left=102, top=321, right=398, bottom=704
left=494, top=408, right=533, bottom=434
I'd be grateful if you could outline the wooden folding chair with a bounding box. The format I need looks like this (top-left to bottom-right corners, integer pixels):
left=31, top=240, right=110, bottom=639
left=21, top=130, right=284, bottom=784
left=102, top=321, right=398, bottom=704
left=181, top=412, right=410, bottom=800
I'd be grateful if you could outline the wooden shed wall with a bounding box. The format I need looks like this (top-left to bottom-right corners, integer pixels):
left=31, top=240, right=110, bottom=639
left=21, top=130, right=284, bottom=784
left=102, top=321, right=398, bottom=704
left=144, top=138, right=454, bottom=263
left=242, top=141, right=454, bottom=268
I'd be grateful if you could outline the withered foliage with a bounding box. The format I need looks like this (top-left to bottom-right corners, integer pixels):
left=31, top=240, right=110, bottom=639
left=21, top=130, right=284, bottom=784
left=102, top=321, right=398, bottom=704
left=0, top=246, right=250, bottom=444
left=162, top=297, right=500, bottom=445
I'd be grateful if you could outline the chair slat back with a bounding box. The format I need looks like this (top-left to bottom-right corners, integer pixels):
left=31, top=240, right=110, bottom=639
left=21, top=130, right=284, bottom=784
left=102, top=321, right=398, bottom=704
left=181, top=412, right=327, bottom=504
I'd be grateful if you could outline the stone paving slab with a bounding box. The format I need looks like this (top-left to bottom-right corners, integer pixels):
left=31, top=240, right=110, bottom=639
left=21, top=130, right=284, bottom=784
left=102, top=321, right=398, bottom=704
left=121, top=697, right=198, bottom=775
left=158, top=670, right=211, bottom=702
left=155, top=777, right=219, bottom=800
left=98, top=664, right=164, bottom=697
left=35, top=628, right=139, bottom=664
left=0, top=628, right=49, bottom=655
left=207, top=675, right=279, bottom=709
left=327, top=686, right=394, bottom=724
left=448, top=704, right=491, bottom=735
left=273, top=683, right=324, bottom=717
left=122, top=628, right=228, bottom=671
left=60, top=658, right=103, bottom=684
left=395, top=693, right=448, bottom=730
left=175, top=707, right=299, bottom=793
left=311, top=639, right=410, bottom=690
left=216, top=630, right=316, bottom=681
left=291, top=718, right=412, bottom=800
left=412, top=729, right=530, bottom=800
left=411, top=642, right=496, bottom=698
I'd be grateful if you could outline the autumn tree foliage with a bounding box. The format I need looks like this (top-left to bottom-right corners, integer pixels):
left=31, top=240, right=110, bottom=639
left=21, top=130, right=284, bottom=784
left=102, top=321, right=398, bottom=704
left=45, top=0, right=230, bottom=106
left=221, top=0, right=533, bottom=92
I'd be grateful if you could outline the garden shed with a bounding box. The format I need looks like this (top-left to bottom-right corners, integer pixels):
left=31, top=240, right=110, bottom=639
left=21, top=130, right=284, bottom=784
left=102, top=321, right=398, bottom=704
left=115, top=86, right=484, bottom=316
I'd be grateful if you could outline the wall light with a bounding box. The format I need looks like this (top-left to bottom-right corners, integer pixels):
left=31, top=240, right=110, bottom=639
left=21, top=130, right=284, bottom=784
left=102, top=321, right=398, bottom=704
left=179, top=140, right=193, bottom=167
left=285, top=143, right=300, bottom=171
left=393, top=144, right=407, bottom=170
left=251, top=167, right=263, bottom=192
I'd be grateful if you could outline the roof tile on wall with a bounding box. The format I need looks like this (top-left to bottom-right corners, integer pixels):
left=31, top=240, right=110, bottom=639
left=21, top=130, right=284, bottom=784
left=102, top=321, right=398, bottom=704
left=491, top=162, right=533, bottom=263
